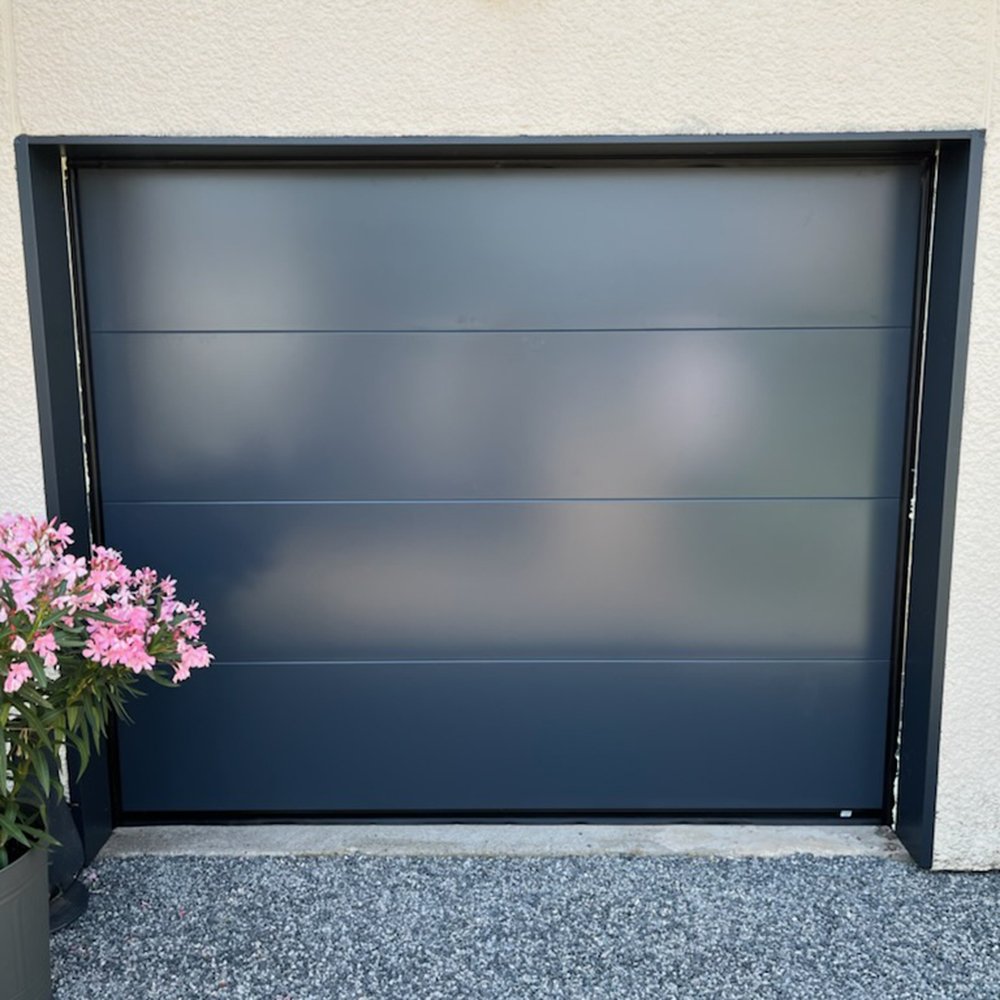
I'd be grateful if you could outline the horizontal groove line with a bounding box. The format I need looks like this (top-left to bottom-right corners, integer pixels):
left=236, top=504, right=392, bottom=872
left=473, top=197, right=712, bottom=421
left=90, top=325, right=912, bottom=336
left=204, top=659, right=891, bottom=667
left=102, top=497, right=900, bottom=506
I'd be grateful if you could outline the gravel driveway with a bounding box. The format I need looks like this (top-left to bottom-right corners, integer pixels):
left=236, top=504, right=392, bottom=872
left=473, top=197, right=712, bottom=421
left=50, top=854, right=1000, bottom=999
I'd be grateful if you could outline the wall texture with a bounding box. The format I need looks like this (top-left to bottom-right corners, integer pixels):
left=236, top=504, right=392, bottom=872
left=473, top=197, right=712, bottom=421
left=0, top=0, right=997, bottom=868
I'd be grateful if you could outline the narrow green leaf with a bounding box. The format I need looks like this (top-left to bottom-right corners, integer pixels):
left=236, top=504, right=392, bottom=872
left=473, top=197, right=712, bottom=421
left=81, top=610, right=118, bottom=624
left=29, top=751, right=51, bottom=799
left=0, top=548, right=22, bottom=570
left=24, top=651, right=47, bottom=685
left=0, top=812, right=32, bottom=847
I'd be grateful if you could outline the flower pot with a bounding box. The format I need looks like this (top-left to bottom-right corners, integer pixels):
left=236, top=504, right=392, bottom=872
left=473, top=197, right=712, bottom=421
left=0, top=847, right=52, bottom=1000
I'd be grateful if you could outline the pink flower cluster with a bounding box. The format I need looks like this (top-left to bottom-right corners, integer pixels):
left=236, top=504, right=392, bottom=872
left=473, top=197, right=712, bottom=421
left=1, top=514, right=212, bottom=694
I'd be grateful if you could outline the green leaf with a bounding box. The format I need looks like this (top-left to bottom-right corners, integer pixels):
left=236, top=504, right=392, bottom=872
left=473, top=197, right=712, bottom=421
left=29, top=751, right=51, bottom=799
left=13, top=705, right=54, bottom=752
left=81, top=610, right=118, bottom=624
left=54, top=637, right=86, bottom=649
left=24, top=651, right=47, bottom=686
left=147, top=668, right=176, bottom=689
left=39, top=608, right=68, bottom=629
left=70, top=732, right=91, bottom=773
left=0, top=548, right=22, bottom=570
left=83, top=699, right=103, bottom=742
left=0, top=811, right=32, bottom=848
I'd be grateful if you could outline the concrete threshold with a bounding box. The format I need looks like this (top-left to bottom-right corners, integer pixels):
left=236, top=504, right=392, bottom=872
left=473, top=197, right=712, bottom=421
left=101, top=823, right=909, bottom=860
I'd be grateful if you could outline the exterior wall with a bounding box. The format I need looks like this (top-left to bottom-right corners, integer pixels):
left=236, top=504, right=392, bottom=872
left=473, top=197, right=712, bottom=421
left=0, top=0, right=996, bottom=867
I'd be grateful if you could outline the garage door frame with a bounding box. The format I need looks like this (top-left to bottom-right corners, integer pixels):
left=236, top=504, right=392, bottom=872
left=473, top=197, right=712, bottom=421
left=14, top=132, right=984, bottom=868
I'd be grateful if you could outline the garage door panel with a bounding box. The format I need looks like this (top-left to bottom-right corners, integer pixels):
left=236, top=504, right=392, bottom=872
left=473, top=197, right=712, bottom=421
left=81, top=157, right=919, bottom=816
left=77, top=165, right=921, bottom=333
left=102, top=499, right=898, bottom=662
left=116, top=659, right=890, bottom=813
left=91, top=326, right=911, bottom=502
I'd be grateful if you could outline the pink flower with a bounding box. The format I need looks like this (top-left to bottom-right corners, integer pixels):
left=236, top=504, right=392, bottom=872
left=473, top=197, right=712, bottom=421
left=2, top=512, right=212, bottom=688
left=82, top=621, right=156, bottom=673
left=3, top=660, right=31, bottom=694
left=120, top=637, right=155, bottom=673
left=33, top=630, right=59, bottom=669
left=172, top=640, right=212, bottom=683
left=10, top=576, right=38, bottom=614
left=51, top=522, right=74, bottom=546
left=178, top=619, right=202, bottom=640
left=56, top=554, right=87, bottom=583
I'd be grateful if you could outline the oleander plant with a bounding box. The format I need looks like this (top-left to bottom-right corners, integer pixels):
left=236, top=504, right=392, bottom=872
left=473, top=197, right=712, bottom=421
left=0, top=513, right=212, bottom=868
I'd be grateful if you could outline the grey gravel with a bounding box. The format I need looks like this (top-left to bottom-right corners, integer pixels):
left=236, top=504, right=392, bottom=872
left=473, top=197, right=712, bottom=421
left=51, top=854, right=1000, bottom=999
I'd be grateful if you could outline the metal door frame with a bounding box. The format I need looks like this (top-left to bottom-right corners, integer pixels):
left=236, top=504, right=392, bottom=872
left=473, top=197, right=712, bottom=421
left=14, top=132, right=984, bottom=868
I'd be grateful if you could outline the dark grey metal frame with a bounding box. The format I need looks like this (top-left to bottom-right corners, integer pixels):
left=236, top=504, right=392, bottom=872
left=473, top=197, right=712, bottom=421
left=13, top=132, right=984, bottom=868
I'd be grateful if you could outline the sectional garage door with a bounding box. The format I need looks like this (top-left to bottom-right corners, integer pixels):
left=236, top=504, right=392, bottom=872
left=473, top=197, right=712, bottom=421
left=76, top=159, right=923, bottom=817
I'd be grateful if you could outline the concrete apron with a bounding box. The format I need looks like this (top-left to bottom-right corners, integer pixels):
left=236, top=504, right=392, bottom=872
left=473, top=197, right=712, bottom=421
left=100, top=824, right=908, bottom=860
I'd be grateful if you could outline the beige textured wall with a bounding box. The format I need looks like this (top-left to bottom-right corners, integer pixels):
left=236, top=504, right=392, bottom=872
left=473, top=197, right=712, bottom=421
left=933, top=23, right=1000, bottom=870
left=0, top=0, right=997, bottom=867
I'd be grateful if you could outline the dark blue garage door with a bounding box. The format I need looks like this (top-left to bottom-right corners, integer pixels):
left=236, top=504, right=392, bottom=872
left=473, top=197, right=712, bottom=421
left=76, top=160, right=922, bottom=816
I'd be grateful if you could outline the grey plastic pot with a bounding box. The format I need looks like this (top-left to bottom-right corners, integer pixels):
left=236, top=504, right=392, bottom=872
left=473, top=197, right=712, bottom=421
left=0, top=846, right=52, bottom=1000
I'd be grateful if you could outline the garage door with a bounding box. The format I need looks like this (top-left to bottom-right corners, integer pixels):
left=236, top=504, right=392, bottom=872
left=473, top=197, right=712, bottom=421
left=76, top=159, right=922, bottom=817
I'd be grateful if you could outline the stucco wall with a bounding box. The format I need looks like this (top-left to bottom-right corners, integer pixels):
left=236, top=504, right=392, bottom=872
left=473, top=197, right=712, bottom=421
left=0, top=0, right=997, bottom=868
